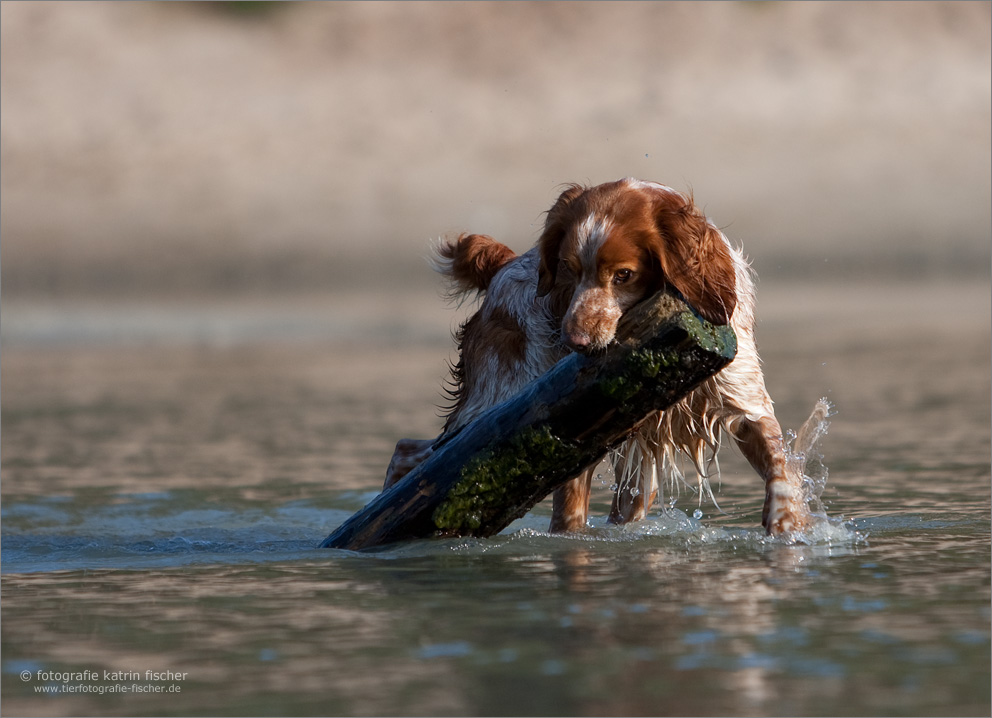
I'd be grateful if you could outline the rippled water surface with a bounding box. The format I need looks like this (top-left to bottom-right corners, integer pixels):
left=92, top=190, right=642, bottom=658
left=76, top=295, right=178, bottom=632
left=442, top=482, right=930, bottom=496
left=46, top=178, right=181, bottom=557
left=2, top=281, right=989, bottom=716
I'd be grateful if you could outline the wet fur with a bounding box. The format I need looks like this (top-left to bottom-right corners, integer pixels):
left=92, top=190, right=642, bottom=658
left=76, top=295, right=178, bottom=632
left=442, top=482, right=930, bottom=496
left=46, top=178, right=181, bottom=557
left=385, top=179, right=809, bottom=535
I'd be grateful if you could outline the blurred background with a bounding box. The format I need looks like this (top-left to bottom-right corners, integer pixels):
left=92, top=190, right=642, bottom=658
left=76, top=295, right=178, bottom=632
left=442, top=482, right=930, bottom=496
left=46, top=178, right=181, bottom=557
left=2, top=0, right=989, bottom=311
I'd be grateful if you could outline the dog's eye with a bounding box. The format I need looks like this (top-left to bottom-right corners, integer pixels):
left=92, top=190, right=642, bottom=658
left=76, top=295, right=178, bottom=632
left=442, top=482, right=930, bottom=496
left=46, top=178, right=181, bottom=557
left=612, top=269, right=633, bottom=285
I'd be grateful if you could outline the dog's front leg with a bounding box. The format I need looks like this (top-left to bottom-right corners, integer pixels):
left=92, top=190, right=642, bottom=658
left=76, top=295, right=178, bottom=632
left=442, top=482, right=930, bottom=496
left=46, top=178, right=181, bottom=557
left=733, top=414, right=809, bottom=535
left=549, top=467, right=596, bottom=532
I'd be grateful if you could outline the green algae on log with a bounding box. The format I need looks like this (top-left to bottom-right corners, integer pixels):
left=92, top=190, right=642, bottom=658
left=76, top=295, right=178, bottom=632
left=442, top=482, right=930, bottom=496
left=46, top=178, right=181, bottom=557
left=320, top=290, right=737, bottom=550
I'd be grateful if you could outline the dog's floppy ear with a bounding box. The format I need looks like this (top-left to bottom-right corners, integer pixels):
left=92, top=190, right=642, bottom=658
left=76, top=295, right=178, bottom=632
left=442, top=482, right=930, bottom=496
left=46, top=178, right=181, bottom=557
left=648, top=190, right=737, bottom=325
left=537, top=184, right=586, bottom=296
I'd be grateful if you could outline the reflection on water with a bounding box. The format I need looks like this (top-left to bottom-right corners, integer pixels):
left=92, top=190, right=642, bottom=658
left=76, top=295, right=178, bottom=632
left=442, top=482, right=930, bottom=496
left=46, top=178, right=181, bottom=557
left=2, top=525, right=988, bottom=716
left=2, top=281, right=989, bottom=716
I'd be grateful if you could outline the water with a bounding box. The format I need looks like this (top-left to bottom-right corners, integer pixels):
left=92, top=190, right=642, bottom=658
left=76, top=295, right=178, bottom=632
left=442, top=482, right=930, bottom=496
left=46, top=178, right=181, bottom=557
left=2, top=280, right=989, bottom=716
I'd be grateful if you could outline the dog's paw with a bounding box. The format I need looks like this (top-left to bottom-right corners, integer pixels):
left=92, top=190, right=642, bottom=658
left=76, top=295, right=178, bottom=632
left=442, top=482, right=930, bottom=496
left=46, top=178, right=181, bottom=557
left=762, top=484, right=810, bottom=536
left=764, top=507, right=800, bottom=535
left=383, top=438, right=435, bottom=490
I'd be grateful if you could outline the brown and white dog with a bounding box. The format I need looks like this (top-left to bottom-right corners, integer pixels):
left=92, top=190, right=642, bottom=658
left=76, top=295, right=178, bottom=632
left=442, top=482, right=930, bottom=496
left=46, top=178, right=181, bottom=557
left=385, top=178, right=809, bottom=535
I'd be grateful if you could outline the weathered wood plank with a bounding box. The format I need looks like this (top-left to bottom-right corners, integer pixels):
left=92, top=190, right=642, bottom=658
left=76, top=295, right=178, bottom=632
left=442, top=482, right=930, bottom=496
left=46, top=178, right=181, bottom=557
left=320, top=291, right=736, bottom=550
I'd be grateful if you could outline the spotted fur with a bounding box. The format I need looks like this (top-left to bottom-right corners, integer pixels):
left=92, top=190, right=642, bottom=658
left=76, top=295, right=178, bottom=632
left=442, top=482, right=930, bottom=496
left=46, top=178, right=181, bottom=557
left=384, top=179, right=809, bottom=536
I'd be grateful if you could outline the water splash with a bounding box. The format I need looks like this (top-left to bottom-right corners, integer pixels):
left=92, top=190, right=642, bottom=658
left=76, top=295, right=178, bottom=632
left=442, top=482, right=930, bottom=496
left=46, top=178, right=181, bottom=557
left=786, top=397, right=834, bottom=519
left=776, top=398, right=866, bottom=546
left=612, top=397, right=861, bottom=548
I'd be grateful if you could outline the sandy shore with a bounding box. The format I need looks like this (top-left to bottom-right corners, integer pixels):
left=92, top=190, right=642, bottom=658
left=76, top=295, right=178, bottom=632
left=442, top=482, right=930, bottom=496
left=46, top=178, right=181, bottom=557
left=2, top=2, right=989, bottom=298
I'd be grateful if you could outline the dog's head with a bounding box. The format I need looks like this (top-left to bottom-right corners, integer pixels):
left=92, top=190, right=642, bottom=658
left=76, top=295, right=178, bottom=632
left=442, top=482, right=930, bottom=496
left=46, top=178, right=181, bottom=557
left=537, top=179, right=737, bottom=351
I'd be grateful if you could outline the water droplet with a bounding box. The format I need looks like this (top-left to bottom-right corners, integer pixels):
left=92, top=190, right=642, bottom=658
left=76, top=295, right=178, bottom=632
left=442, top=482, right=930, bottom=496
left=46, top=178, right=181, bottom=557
left=609, top=483, right=619, bottom=493
left=692, top=509, right=703, bottom=520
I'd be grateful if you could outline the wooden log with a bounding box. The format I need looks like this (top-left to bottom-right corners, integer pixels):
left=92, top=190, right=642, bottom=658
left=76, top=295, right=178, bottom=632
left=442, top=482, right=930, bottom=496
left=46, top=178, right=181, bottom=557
left=320, top=291, right=737, bottom=550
